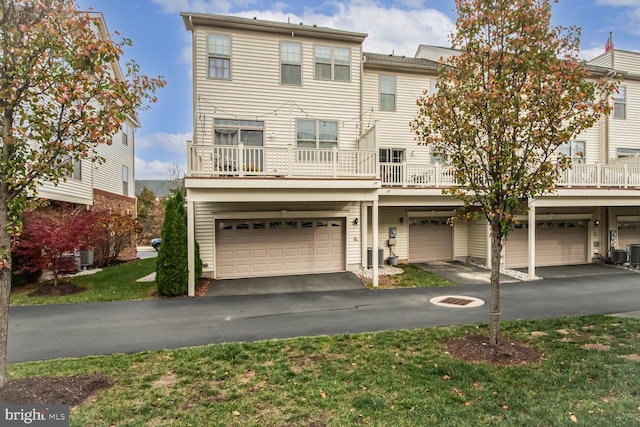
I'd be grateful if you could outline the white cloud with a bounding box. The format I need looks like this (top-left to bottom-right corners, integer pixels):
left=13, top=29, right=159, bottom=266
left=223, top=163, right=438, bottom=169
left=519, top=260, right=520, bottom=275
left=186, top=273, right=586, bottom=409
left=155, top=0, right=454, bottom=56
left=137, top=132, right=192, bottom=155
left=135, top=157, right=187, bottom=180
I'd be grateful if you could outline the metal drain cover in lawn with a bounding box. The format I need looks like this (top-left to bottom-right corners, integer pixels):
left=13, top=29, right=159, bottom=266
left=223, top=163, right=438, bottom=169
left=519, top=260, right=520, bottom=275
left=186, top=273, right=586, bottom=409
left=429, top=295, right=485, bottom=308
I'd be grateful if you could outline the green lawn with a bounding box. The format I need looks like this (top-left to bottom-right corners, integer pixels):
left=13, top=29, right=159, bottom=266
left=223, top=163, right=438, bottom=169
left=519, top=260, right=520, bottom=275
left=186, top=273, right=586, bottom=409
left=363, top=263, right=454, bottom=288
left=10, top=257, right=157, bottom=306
left=9, top=315, right=640, bottom=426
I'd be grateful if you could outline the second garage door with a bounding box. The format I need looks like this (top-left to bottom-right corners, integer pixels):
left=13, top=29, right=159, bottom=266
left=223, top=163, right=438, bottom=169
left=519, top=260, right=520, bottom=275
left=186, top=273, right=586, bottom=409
left=505, top=220, right=588, bottom=268
left=409, top=218, right=453, bottom=262
left=216, top=218, right=344, bottom=279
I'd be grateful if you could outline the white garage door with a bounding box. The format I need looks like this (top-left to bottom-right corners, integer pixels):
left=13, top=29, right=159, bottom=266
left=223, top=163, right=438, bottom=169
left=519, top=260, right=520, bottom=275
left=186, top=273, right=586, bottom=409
left=409, top=218, right=453, bottom=262
left=618, top=221, right=640, bottom=250
left=505, top=220, right=588, bottom=268
left=216, top=218, right=344, bottom=279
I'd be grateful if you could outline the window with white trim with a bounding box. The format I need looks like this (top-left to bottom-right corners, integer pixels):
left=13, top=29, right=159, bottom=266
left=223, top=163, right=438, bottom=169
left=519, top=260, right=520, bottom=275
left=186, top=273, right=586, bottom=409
left=62, top=155, right=81, bottom=180
left=281, top=42, right=301, bottom=85
left=208, top=34, right=231, bottom=79
left=121, top=122, right=128, bottom=146
left=122, top=165, right=129, bottom=195
left=559, top=140, right=586, bottom=164
left=314, top=46, right=350, bottom=81
left=380, top=76, right=396, bottom=111
left=296, top=119, right=338, bottom=149
left=613, top=86, right=626, bottom=119
left=213, top=119, right=264, bottom=171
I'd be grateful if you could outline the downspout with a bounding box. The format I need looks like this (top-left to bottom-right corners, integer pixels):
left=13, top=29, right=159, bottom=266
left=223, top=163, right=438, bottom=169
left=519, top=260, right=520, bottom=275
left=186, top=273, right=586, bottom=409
left=187, top=14, right=197, bottom=296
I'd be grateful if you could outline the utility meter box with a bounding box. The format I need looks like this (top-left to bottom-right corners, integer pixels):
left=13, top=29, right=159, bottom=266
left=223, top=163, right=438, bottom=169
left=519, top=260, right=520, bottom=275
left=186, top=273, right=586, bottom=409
left=389, top=227, right=397, bottom=238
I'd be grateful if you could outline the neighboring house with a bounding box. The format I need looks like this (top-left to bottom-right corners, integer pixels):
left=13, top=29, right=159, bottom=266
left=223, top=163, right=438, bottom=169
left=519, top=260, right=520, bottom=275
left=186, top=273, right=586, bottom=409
left=181, top=12, right=640, bottom=296
left=36, top=12, right=139, bottom=260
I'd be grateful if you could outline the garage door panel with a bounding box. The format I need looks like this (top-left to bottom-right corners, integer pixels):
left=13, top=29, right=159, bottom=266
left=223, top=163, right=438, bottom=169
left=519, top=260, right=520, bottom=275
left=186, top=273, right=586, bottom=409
left=216, top=218, right=345, bottom=279
left=505, top=221, right=587, bottom=268
left=409, top=218, right=453, bottom=263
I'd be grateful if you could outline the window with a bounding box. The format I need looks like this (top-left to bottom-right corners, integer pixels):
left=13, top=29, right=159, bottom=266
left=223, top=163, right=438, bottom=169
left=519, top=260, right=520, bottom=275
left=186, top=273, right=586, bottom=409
left=379, top=148, right=404, bottom=164
left=122, top=165, right=129, bottom=195
left=121, top=122, right=128, bottom=146
left=62, top=156, right=81, bottom=180
left=430, top=78, right=438, bottom=96
left=380, top=76, right=396, bottom=111
left=617, top=148, right=640, bottom=157
left=296, top=119, right=338, bottom=149
left=559, top=140, right=586, bottom=164
left=613, top=86, right=626, bottom=119
left=213, top=119, right=264, bottom=146
left=213, top=119, right=264, bottom=171
left=208, top=34, right=231, bottom=79
left=314, top=46, right=350, bottom=81
left=281, top=42, right=301, bottom=85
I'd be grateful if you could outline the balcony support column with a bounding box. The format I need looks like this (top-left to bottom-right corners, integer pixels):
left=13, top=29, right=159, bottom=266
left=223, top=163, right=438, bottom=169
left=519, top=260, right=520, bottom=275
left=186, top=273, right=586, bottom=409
left=372, top=199, right=379, bottom=288
left=187, top=197, right=196, bottom=297
left=360, top=202, right=367, bottom=268
left=528, top=204, right=536, bottom=280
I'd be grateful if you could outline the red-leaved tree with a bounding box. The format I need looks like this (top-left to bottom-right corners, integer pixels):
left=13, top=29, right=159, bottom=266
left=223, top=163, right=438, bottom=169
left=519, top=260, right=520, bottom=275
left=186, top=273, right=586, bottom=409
left=13, top=207, right=97, bottom=286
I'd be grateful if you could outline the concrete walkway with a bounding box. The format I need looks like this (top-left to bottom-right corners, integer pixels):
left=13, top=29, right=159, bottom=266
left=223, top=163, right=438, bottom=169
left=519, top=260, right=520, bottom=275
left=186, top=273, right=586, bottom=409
left=7, top=270, right=640, bottom=362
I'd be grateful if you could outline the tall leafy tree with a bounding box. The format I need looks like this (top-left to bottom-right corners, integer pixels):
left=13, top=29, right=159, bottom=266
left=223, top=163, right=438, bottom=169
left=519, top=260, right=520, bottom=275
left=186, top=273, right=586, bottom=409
left=0, top=0, right=164, bottom=387
left=411, top=0, right=617, bottom=345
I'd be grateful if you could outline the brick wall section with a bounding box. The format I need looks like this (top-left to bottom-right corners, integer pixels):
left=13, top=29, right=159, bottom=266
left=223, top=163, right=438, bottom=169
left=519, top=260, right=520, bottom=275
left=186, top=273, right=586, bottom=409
left=92, top=189, right=138, bottom=261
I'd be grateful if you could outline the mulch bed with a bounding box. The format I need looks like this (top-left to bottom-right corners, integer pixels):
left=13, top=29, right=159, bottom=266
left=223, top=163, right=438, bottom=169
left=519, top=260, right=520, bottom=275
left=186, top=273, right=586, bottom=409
left=444, top=335, right=544, bottom=365
left=0, top=373, right=113, bottom=405
left=27, top=282, right=86, bottom=297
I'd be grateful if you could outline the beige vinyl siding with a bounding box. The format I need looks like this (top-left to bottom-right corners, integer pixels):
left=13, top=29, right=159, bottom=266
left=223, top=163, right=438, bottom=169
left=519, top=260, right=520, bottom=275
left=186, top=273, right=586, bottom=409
left=38, top=159, right=94, bottom=205
left=193, top=25, right=362, bottom=149
left=94, top=119, right=136, bottom=198
left=367, top=207, right=408, bottom=262
left=362, top=71, right=433, bottom=163
left=193, top=201, right=359, bottom=276
left=591, top=50, right=640, bottom=73
left=454, top=221, right=469, bottom=259
left=468, top=220, right=488, bottom=261
left=608, top=81, right=640, bottom=159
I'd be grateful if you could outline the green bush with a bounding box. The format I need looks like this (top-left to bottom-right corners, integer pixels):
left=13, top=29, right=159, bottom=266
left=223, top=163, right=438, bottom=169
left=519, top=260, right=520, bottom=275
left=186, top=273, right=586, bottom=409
left=155, top=194, right=188, bottom=296
left=155, top=189, right=203, bottom=296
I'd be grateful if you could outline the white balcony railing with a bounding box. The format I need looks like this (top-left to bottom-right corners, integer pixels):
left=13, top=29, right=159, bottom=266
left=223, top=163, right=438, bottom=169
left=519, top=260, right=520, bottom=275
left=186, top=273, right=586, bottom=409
left=380, top=162, right=640, bottom=189
left=188, top=143, right=377, bottom=179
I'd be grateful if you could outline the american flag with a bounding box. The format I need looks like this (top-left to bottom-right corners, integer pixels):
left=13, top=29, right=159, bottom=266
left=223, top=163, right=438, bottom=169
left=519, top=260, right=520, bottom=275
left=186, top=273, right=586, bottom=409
left=605, top=32, right=614, bottom=52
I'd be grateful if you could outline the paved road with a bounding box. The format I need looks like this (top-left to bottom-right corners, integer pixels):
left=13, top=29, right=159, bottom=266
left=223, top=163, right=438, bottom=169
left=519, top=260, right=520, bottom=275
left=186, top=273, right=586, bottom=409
left=7, top=272, right=640, bottom=362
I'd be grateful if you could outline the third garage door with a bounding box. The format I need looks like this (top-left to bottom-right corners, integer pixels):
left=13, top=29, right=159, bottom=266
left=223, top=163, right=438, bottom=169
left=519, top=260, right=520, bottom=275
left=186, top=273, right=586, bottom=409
left=216, top=218, right=344, bottom=279
left=409, top=218, right=453, bottom=262
left=505, top=220, right=588, bottom=268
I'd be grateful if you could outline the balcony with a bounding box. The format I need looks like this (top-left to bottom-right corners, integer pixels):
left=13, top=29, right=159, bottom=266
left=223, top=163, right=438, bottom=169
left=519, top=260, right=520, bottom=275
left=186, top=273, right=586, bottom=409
left=188, top=143, right=377, bottom=179
left=380, top=163, right=640, bottom=189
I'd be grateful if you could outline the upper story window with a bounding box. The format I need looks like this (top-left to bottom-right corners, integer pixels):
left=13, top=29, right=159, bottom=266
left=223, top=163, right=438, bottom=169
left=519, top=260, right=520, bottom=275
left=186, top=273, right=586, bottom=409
left=314, top=46, right=350, bottom=81
left=62, top=156, right=81, bottom=180
left=380, top=76, right=396, bottom=111
left=208, top=34, right=231, bottom=79
left=122, top=165, right=129, bottom=195
left=559, top=140, right=585, bottom=164
left=213, top=119, right=264, bottom=147
left=121, top=122, right=128, bottom=146
left=281, top=42, right=301, bottom=85
left=296, top=119, right=338, bottom=149
left=613, top=86, right=626, bottom=119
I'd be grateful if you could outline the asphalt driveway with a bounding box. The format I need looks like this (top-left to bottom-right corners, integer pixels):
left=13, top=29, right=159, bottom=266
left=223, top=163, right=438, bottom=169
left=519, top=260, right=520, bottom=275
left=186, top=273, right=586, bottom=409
left=7, top=268, right=640, bottom=362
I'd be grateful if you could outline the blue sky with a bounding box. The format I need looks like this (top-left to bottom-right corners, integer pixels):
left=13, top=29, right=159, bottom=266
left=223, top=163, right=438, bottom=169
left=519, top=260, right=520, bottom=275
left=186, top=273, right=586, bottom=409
left=77, top=0, right=640, bottom=181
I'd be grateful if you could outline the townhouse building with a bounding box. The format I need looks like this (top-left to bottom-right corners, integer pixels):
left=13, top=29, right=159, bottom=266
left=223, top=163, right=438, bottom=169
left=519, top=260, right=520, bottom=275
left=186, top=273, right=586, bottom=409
left=181, top=12, right=640, bottom=296
left=37, top=12, right=139, bottom=261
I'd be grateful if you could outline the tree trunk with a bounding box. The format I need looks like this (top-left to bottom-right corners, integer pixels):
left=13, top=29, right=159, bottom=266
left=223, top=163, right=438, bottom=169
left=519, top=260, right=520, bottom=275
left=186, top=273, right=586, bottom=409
left=489, top=218, right=504, bottom=346
left=0, top=205, right=11, bottom=388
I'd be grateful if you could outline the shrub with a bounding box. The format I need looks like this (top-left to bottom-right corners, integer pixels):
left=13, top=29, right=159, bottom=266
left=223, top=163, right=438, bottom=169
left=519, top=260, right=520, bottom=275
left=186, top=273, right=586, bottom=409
left=155, top=194, right=188, bottom=296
